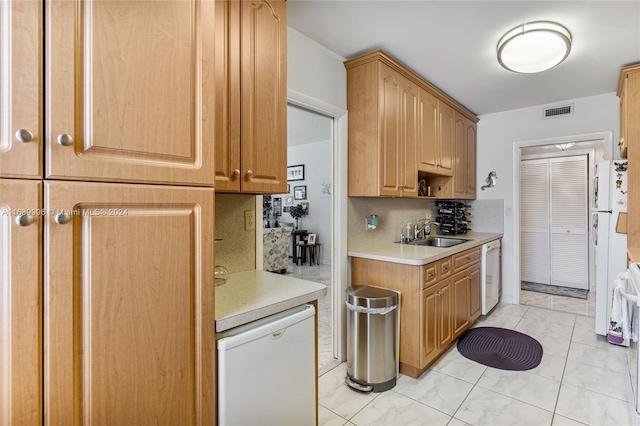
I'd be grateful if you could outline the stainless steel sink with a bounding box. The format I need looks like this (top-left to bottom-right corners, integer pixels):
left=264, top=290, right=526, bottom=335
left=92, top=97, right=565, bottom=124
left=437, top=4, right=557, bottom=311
left=412, top=237, right=467, bottom=247
left=397, top=237, right=468, bottom=247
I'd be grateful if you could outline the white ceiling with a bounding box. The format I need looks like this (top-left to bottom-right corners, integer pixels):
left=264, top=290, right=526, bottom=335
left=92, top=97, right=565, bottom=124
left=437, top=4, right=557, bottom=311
left=287, top=0, right=640, bottom=116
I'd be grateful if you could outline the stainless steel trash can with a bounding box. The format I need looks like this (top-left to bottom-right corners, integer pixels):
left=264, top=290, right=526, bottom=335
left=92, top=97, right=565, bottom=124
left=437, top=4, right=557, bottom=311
left=345, top=285, right=399, bottom=393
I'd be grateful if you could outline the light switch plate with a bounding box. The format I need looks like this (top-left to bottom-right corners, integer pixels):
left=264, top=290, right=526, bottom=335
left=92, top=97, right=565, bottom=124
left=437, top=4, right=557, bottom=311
left=244, top=210, right=255, bottom=230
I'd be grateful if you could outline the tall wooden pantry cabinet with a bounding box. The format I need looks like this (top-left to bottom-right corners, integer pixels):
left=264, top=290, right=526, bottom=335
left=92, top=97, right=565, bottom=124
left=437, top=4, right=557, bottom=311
left=1, top=0, right=220, bottom=423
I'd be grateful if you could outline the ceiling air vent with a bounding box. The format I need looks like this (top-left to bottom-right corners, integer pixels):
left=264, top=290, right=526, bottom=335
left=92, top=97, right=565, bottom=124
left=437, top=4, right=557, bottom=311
left=542, top=104, right=574, bottom=119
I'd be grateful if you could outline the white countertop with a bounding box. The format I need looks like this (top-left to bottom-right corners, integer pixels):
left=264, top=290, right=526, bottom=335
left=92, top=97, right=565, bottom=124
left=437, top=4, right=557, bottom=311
left=348, top=232, right=503, bottom=265
left=215, top=269, right=327, bottom=332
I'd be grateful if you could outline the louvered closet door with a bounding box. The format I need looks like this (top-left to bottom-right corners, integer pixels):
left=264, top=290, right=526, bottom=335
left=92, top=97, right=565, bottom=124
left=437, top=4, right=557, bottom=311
left=550, top=156, right=589, bottom=289
left=520, top=159, right=550, bottom=284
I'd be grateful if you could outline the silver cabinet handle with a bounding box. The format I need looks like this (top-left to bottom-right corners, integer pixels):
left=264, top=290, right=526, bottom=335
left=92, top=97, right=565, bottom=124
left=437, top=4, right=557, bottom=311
left=233, top=169, right=240, bottom=176
left=15, top=129, right=34, bottom=143
left=55, top=211, right=72, bottom=225
left=15, top=214, right=34, bottom=227
left=246, top=170, right=253, bottom=176
left=57, top=133, right=74, bottom=146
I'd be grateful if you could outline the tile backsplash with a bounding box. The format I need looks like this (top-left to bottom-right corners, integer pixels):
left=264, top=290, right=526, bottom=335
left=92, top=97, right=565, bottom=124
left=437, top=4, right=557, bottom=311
left=215, top=193, right=256, bottom=273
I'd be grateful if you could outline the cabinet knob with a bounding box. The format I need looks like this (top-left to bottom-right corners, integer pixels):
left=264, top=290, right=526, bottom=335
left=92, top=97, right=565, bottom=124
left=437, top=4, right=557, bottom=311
left=427, top=272, right=435, bottom=279
left=246, top=170, right=253, bottom=176
left=15, top=129, right=34, bottom=143
left=57, top=133, right=74, bottom=147
left=233, top=169, right=240, bottom=176
left=468, top=275, right=472, bottom=281
left=443, top=266, right=449, bottom=271
left=15, top=214, right=34, bottom=227
left=54, top=211, right=72, bottom=225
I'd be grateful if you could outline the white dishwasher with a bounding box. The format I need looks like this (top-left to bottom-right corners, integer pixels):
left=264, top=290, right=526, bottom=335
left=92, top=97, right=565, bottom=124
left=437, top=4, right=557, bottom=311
left=217, top=304, right=316, bottom=426
left=481, top=240, right=501, bottom=315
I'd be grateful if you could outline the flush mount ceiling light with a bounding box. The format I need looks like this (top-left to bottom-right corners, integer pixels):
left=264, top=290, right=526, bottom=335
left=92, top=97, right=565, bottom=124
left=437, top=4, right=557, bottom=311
left=497, top=21, right=572, bottom=73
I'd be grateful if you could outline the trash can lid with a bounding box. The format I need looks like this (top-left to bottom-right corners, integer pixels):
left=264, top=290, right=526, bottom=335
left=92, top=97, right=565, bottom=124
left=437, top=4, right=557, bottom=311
left=345, top=285, right=398, bottom=309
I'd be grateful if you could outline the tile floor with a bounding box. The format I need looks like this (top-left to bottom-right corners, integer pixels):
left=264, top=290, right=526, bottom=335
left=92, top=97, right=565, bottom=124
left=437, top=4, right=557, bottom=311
left=521, top=289, right=597, bottom=318
left=318, top=303, right=637, bottom=426
left=284, top=260, right=338, bottom=374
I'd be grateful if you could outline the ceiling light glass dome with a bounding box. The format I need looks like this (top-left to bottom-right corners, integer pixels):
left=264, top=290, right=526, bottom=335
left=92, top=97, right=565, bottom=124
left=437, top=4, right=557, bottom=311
left=497, top=21, right=572, bottom=73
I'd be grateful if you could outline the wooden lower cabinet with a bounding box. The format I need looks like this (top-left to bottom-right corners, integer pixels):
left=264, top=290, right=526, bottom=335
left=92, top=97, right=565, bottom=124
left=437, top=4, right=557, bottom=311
left=44, top=181, right=215, bottom=425
left=420, top=278, right=452, bottom=368
left=352, top=249, right=481, bottom=379
left=0, top=179, right=43, bottom=425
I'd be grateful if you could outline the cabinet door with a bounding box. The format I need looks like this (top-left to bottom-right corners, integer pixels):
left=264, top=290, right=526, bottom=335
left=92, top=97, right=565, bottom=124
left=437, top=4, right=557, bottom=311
left=453, top=113, right=466, bottom=198
left=44, top=181, right=215, bottom=425
left=401, top=81, right=419, bottom=196
left=215, top=0, right=241, bottom=192
left=420, top=284, right=439, bottom=368
left=438, top=279, right=453, bottom=348
left=239, top=0, right=287, bottom=194
left=417, top=89, right=438, bottom=173
left=0, top=179, right=42, bottom=425
left=0, top=0, right=42, bottom=178
left=438, top=102, right=454, bottom=176
left=378, top=65, right=403, bottom=197
left=451, top=271, right=470, bottom=339
left=468, top=263, right=482, bottom=322
left=620, top=76, right=627, bottom=156
left=46, top=0, right=215, bottom=186
left=465, top=119, right=477, bottom=199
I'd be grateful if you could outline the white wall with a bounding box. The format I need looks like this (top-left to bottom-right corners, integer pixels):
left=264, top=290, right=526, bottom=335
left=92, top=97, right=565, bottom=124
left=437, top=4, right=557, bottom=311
left=288, top=27, right=347, bottom=109
left=476, top=92, right=620, bottom=303
left=280, top=140, right=332, bottom=263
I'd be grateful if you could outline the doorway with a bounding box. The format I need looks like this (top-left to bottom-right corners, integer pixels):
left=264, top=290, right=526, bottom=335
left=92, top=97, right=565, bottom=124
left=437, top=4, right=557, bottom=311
left=285, top=91, right=349, bottom=374
left=512, top=132, right=612, bottom=317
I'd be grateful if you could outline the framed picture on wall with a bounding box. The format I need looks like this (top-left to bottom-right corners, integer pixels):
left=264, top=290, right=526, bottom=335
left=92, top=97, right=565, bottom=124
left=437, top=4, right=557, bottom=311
left=294, top=185, right=307, bottom=200
left=287, top=164, right=305, bottom=181
left=284, top=195, right=293, bottom=206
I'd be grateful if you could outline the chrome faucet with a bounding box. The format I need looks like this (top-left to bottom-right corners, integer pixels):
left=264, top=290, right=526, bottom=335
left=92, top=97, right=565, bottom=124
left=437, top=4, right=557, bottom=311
left=414, top=218, right=429, bottom=240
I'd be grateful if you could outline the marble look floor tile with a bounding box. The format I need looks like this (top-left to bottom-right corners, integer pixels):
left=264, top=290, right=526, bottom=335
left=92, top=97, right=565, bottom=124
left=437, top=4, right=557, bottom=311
left=529, top=332, right=572, bottom=358
left=555, top=384, right=636, bottom=426
left=429, top=347, right=487, bottom=384
left=476, top=368, right=561, bottom=411
left=473, top=311, right=522, bottom=329
left=447, top=418, right=471, bottom=426
left=350, top=391, right=451, bottom=426
left=562, top=359, right=633, bottom=402
left=567, top=341, right=628, bottom=375
left=394, top=369, right=473, bottom=415
left=454, top=387, right=554, bottom=426
left=492, top=302, right=530, bottom=317
left=573, top=315, right=595, bottom=331
left=319, top=405, right=349, bottom=426
left=528, top=352, right=567, bottom=382
left=515, top=317, right=574, bottom=340
left=523, top=307, right=577, bottom=327
left=318, top=364, right=378, bottom=419
left=571, top=327, right=628, bottom=354
left=551, top=414, right=587, bottom=426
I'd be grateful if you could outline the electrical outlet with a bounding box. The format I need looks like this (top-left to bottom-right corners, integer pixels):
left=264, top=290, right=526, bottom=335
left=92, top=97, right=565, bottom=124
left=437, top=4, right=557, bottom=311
left=244, top=210, right=255, bottom=230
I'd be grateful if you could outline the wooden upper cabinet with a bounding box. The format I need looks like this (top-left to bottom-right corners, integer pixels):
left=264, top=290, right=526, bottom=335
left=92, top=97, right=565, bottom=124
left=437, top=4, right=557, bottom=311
left=417, top=90, right=453, bottom=177
left=44, top=181, right=215, bottom=425
left=216, top=0, right=288, bottom=194
left=0, top=0, right=42, bottom=179
left=45, top=0, right=215, bottom=186
left=345, top=50, right=477, bottom=198
left=453, top=112, right=477, bottom=200
left=618, top=65, right=640, bottom=249
left=0, top=179, right=42, bottom=425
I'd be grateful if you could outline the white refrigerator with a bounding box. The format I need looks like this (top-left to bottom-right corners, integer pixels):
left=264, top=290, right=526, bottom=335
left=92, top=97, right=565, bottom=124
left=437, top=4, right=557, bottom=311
left=594, top=160, right=628, bottom=336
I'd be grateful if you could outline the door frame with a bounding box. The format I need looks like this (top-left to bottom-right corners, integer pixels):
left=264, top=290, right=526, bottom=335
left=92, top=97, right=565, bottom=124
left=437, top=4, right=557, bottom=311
left=511, top=131, right=613, bottom=304
left=286, top=89, right=348, bottom=361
